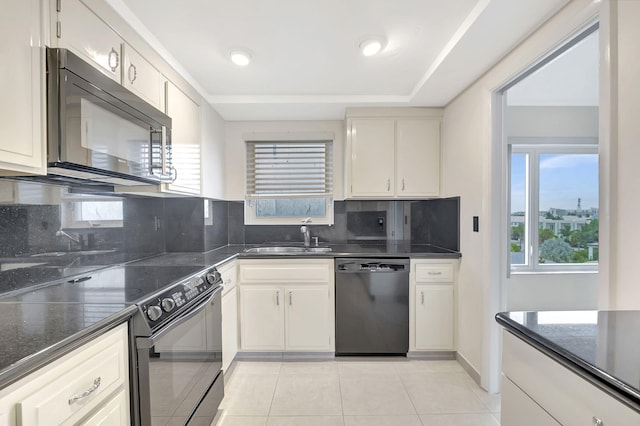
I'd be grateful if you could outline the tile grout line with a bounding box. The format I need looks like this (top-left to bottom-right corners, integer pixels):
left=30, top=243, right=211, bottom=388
left=265, top=362, right=283, bottom=423
left=395, top=362, right=425, bottom=425
left=337, top=362, right=345, bottom=425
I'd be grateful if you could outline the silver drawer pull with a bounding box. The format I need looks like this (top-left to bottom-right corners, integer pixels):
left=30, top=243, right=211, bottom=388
left=108, top=48, right=119, bottom=72
left=68, top=377, right=101, bottom=405
left=428, top=271, right=442, bottom=275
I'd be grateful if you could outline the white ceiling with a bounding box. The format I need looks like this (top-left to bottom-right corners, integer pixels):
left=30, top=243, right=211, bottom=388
left=108, top=0, right=570, bottom=121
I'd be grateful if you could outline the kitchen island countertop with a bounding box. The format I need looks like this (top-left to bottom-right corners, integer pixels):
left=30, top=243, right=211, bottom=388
left=496, top=310, right=640, bottom=412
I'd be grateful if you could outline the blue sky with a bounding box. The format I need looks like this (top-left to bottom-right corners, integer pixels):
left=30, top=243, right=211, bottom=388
left=511, top=153, right=599, bottom=212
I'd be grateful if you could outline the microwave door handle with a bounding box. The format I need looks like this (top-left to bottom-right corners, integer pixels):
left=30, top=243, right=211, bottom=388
left=161, top=125, right=167, bottom=176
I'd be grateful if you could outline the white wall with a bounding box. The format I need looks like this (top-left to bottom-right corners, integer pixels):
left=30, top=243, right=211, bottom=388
left=225, top=120, right=345, bottom=201
left=506, top=106, right=598, bottom=137
left=442, top=0, right=600, bottom=392
left=507, top=273, right=598, bottom=311
left=200, top=103, right=226, bottom=199
left=600, top=0, right=640, bottom=309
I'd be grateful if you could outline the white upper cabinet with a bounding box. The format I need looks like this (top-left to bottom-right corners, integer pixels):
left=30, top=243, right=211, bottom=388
left=55, top=0, right=123, bottom=82
left=0, top=0, right=46, bottom=175
left=122, top=43, right=164, bottom=110
left=396, top=119, right=440, bottom=197
left=348, top=118, right=396, bottom=197
left=346, top=108, right=442, bottom=199
left=165, top=81, right=201, bottom=195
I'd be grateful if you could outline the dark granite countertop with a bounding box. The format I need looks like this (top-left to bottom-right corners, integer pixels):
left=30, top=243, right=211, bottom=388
left=0, top=302, right=136, bottom=387
left=237, top=242, right=461, bottom=258
left=0, top=243, right=460, bottom=389
left=496, top=310, right=640, bottom=412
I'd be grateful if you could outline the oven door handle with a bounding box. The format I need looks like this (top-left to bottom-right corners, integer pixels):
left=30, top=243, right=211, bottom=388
left=136, top=285, right=223, bottom=349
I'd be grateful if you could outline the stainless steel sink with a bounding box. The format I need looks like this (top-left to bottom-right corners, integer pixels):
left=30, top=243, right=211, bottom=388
left=30, top=249, right=117, bottom=257
left=244, top=246, right=332, bottom=254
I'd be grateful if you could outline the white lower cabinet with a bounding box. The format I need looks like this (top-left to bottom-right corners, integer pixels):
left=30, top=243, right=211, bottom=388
left=410, top=259, right=457, bottom=352
left=80, top=388, right=129, bottom=426
left=502, top=331, right=640, bottom=426
left=0, top=323, right=129, bottom=426
left=415, top=284, right=454, bottom=350
left=220, top=260, right=239, bottom=371
left=240, top=286, right=285, bottom=350
left=239, top=259, right=334, bottom=352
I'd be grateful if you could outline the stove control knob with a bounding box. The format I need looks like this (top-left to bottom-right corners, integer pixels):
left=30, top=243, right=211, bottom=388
left=147, top=305, right=162, bottom=322
left=161, top=298, right=176, bottom=312
left=206, top=270, right=221, bottom=285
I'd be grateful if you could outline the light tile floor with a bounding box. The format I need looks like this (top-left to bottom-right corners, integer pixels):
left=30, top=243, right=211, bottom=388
left=214, top=359, right=500, bottom=426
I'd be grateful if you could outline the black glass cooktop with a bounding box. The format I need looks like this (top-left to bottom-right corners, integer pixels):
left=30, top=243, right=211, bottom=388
left=0, top=265, right=205, bottom=305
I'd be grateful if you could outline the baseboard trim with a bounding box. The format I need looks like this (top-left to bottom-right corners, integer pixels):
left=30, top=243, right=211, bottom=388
left=407, top=350, right=456, bottom=360
left=456, top=352, right=481, bottom=386
left=236, top=351, right=335, bottom=361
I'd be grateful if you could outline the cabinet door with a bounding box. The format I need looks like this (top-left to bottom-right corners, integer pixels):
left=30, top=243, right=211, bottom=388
left=165, top=81, right=201, bottom=194
left=396, top=119, right=440, bottom=197
left=57, top=0, right=122, bottom=82
left=415, top=284, right=454, bottom=350
left=222, top=286, right=238, bottom=371
left=122, top=43, right=164, bottom=110
left=240, top=286, right=284, bottom=350
left=349, top=119, right=395, bottom=197
left=0, top=0, right=46, bottom=175
left=285, top=286, right=331, bottom=351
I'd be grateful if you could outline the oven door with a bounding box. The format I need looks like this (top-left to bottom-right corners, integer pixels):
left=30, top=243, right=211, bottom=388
left=135, top=287, right=223, bottom=426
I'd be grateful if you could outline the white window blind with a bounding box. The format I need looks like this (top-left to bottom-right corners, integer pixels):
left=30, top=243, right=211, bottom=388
left=246, top=141, right=333, bottom=198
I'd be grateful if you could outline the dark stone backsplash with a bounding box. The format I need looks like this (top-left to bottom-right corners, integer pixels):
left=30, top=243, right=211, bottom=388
left=0, top=179, right=459, bottom=256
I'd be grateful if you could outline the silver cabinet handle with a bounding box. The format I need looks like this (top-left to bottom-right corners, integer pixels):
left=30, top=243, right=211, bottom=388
left=387, top=179, right=390, bottom=191
left=68, top=377, right=101, bottom=405
left=593, top=417, right=603, bottom=426
left=276, top=291, right=280, bottom=306
left=428, top=271, right=442, bottom=276
left=289, top=291, right=293, bottom=306
left=108, top=48, right=119, bottom=72
left=421, top=291, right=424, bottom=305
left=402, top=179, right=405, bottom=191
left=128, top=63, right=137, bottom=83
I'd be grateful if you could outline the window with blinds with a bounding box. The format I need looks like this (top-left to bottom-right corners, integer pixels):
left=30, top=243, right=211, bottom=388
left=245, top=140, right=334, bottom=225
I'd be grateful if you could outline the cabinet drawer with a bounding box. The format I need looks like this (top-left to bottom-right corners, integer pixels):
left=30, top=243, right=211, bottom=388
left=16, top=325, right=128, bottom=426
left=79, top=388, right=129, bottom=426
left=239, top=260, right=332, bottom=283
left=415, top=264, right=453, bottom=283
left=218, top=261, right=237, bottom=295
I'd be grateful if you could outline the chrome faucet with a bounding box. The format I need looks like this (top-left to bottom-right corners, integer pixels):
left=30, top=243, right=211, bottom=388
left=56, top=229, right=82, bottom=249
left=301, top=217, right=312, bottom=247
left=300, top=226, right=311, bottom=247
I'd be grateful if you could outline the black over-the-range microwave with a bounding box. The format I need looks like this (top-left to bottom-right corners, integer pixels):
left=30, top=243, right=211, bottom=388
left=46, top=47, right=174, bottom=187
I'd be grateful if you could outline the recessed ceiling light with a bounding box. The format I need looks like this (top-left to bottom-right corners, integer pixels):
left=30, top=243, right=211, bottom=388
left=230, top=50, right=251, bottom=66
left=360, top=39, right=383, bottom=57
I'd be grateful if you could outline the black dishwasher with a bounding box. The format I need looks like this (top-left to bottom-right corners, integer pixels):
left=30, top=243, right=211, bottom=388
left=335, top=258, right=410, bottom=355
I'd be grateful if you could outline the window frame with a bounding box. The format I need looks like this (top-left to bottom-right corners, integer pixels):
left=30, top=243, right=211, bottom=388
left=509, top=141, right=598, bottom=273
left=244, top=135, right=334, bottom=226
